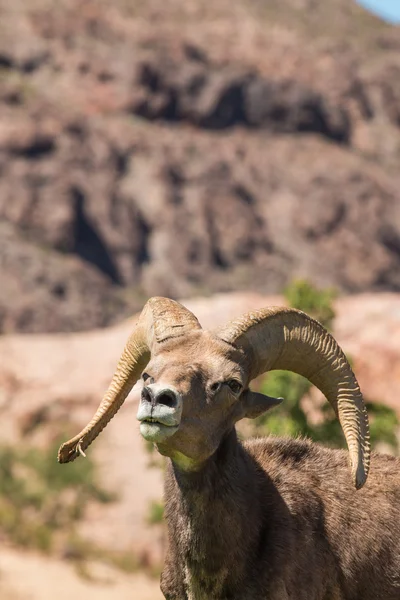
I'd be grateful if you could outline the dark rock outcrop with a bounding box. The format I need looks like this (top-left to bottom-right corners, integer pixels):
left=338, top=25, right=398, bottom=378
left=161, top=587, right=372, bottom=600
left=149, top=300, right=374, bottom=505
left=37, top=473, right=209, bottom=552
left=132, top=59, right=351, bottom=142
left=0, top=223, right=127, bottom=333
left=0, top=0, right=399, bottom=333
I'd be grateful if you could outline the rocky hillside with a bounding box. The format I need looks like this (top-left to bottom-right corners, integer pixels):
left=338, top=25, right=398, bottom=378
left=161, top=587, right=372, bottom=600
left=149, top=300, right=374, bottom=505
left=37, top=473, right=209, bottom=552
left=0, top=0, right=400, bottom=332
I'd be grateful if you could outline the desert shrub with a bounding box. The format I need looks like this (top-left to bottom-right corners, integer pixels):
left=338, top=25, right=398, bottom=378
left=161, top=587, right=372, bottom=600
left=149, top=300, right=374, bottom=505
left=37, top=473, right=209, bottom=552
left=147, top=500, right=164, bottom=525
left=283, top=278, right=336, bottom=330
left=253, top=280, right=399, bottom=453
left=0, top=437, right=115, bottom=553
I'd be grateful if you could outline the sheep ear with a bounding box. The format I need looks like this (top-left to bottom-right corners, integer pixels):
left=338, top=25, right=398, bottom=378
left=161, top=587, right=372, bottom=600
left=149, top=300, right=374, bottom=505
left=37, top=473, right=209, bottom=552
left=241, top=390, right=283, bottom=419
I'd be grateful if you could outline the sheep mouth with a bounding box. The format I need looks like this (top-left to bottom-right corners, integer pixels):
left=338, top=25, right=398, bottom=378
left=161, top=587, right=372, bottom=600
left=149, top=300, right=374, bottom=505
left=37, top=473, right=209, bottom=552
left=138, top=414, right=180, bottom=426
left=137, top=399, right=181, bottom=442
left=141, top=417, right=174, bottom=424
left=139, top=419, right=179, bottom=442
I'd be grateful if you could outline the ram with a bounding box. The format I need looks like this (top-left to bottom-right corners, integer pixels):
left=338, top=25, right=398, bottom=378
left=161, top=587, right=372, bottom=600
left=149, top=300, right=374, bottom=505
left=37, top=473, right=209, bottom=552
left=59, top=297, right=400, bottom=599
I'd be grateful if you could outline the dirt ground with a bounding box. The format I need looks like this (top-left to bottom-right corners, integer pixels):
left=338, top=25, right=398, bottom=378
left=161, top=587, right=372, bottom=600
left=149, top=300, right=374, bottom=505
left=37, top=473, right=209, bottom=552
left=0, top=547, right=163, bottom=600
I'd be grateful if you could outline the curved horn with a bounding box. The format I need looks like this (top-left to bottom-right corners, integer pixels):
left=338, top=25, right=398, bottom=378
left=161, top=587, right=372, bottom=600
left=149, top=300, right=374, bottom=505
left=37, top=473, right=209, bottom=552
left=216, top=307, right=370, bottom=489
left=58, top=297, right=201, bottom=463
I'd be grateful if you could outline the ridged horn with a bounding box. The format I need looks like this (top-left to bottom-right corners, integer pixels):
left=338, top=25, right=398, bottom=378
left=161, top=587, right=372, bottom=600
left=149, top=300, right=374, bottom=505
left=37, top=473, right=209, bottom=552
left=216, top=307, right=370, bottom=489
left=58, top=297, right=201, bottom=463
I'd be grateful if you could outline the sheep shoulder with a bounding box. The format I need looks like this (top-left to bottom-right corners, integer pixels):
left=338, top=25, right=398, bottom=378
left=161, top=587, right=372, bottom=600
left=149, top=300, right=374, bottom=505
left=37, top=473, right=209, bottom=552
left=245, top=436, right=400, bottom=599
left=245, top=435, right=400, bottom=499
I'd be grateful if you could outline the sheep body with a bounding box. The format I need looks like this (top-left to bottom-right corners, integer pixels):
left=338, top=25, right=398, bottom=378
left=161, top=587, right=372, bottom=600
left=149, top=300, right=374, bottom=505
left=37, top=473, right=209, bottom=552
left=57, top=298, right=388, bottom=598
left=162, top=433, right=400, bottom=600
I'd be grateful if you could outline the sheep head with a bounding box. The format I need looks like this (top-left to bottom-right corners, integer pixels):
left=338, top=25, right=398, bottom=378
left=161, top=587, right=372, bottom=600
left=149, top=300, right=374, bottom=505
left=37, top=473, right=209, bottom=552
left=135, top=329, right=282, bottom=470
left=58, top=297, right=370, bottom=488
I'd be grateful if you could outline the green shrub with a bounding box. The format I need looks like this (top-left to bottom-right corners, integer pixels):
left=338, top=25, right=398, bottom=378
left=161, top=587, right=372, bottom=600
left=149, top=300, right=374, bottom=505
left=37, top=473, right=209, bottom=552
left=0, top=437, right=115, bottom=553
left=253, top=280, right=399, bottom=453
left=283, top=278, right=336, bottom=329
left=147, top=500, right=164, bottom=525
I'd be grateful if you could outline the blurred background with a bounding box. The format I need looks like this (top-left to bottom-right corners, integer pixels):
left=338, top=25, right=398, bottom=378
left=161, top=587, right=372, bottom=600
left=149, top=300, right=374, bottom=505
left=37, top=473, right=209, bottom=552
left=0, top=0, right=399, bottom=598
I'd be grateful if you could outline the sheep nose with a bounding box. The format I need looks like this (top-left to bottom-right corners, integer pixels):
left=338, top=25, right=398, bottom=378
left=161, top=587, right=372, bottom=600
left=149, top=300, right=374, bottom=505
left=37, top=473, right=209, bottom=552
left=141, top=385, right=180, bottom=409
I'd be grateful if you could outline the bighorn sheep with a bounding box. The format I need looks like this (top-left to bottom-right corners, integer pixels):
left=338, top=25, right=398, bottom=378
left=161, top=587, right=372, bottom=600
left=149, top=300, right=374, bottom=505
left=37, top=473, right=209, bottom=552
left=59, top=297, right=400, bottom=599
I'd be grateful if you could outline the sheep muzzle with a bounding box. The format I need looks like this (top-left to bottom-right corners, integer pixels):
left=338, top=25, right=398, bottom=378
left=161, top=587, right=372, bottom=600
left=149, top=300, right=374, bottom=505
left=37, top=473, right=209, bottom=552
left=137, top=383, right=182, bottom=443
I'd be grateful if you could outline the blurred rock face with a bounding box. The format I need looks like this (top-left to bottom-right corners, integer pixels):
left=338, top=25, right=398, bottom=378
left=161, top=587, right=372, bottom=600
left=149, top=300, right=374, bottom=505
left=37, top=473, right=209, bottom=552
left=0, top=0, right=400, bottom=333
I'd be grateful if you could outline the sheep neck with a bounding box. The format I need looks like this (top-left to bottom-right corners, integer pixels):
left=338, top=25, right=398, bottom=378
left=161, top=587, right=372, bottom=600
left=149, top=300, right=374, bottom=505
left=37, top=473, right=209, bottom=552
left=164, top=428, right=264, bottom=598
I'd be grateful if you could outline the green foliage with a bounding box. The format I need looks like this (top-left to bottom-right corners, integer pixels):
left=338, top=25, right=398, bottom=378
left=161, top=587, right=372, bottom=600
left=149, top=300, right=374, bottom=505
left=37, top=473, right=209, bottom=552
left=0, top=437, right=115, bottom=553
left=253, top=280, right=399, bottom=453
left=0, top=436, right=164, bottom=576
left=255, top=371, right=313, bottom=439
left=283, top=278, right=336, bottom=330
left=147, top=500, right=164, bottom=525
left=366, top=401, right=400, bottom=450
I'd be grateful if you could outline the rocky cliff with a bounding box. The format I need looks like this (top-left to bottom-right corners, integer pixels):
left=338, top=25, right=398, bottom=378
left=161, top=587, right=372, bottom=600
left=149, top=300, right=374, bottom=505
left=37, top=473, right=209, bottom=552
left=0, top=0, right=399, bottom=333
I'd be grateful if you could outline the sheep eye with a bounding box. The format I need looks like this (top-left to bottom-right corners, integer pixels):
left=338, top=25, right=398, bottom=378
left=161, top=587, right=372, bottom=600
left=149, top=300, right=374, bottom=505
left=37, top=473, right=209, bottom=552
left=227, top=380, right=242, bottom=394
left=210, top=382, right=221, bottom=393
left=142, top=372, right=151, bottom=382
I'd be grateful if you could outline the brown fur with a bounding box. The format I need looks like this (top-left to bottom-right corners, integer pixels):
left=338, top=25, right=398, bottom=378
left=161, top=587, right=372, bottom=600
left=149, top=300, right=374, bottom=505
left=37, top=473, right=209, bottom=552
left=127, top=331, right=400, bottom=599
left=59, top=298, right=396, bottom=599
left=161, top=431, right=400, bottom=600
